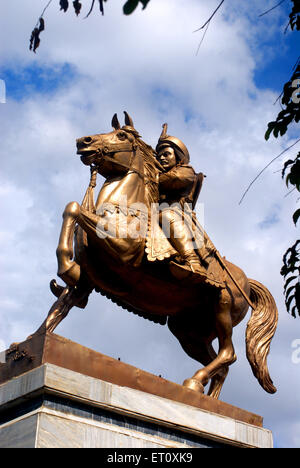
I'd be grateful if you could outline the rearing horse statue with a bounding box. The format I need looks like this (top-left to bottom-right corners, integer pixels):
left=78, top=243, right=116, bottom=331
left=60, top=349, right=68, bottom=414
left=33, top=112, right=278, bottom=399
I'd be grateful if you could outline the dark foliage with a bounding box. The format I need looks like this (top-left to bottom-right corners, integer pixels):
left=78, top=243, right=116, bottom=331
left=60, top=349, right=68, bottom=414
left=265, top=62, right=300, bottom=140
left=289, top=0, right=300, bottom=30
left=123, top=0, right=151, bottom=15
left=265, top=0, right=300, bottom=317
left=29, top=0, right=151, bottom=52
left=29, top=17, right=45, bottom=53
left=281, top=240, right=300, bottom=317
left=73, top=0, right=82, bottom=16
left=60, top=0, right=69, bottom=12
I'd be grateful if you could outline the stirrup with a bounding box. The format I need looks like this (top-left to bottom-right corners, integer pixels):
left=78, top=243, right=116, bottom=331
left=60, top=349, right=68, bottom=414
left=169, top=260, right=207, bottom=283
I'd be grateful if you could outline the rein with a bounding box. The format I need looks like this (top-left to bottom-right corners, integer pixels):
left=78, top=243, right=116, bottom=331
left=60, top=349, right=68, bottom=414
left=95, top=142, right=159, bottom=185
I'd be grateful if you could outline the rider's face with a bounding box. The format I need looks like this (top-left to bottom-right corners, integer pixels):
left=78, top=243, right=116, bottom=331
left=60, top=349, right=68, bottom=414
left=158, top=146, right=177, bottom=171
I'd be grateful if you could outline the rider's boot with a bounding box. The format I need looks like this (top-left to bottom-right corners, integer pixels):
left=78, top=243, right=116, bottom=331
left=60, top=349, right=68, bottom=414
left=184, top=252, right=208, bottom=279
left=170, top=250, right=208, bottom=282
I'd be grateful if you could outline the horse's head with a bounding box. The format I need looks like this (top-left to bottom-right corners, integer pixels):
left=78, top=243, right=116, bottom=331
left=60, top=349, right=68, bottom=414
left=76, top=112, right=140, bottom=167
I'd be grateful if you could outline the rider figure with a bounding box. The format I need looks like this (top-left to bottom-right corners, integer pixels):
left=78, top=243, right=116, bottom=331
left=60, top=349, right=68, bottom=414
left=156, top=124, right=208, bottom=283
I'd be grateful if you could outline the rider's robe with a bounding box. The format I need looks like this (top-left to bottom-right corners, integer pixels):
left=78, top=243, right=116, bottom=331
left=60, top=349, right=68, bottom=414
left=159, top=164, right=195, bottom=206
left=145, top=164, right=225, bottom=289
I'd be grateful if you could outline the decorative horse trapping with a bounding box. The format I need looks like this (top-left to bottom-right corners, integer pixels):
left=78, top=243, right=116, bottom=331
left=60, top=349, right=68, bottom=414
left=30, top=112, right=278, bottom=400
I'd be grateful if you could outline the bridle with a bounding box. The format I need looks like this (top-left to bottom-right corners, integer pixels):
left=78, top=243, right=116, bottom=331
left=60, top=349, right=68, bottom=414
left=92, top=138, right=159, bottom=185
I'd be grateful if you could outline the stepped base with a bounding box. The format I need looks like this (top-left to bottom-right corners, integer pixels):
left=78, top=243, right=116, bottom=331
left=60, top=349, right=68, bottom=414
left=0, top=333, right=273, bottom=448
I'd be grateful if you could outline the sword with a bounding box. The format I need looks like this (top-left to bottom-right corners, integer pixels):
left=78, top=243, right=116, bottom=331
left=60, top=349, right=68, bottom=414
left=189, top=208, right=255, bottom=309
left=212, top=248, right=255, bottom=309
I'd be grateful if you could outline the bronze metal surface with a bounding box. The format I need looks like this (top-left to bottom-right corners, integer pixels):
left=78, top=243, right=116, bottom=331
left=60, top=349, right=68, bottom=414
left=0, top=332, right=263, bottom=428
left=16, top=113, right=278, bottom=401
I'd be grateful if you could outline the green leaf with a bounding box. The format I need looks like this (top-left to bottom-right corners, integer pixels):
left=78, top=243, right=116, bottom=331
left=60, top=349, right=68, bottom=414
left=73, top=0, right=82, bottom=15
left=60, top=0, right=69, bottom=12
left=285, top=285, right=296, bottom=300
left=264, top=122, right=275, bottom=141
left=290, top=305, right=297, bottom=318
left=140, top=0, right=150, bottom=9
left=123, top=0, right=139, bottom=15
left=282, top=159, right=294, bottom=178
left=295, top=283, right=300, bottom=312
left=279, top=124, right=288, bottom=136
left=286, top=294, right=295, bottom=312
left=273, top=125, right=280, bottom=138
left=289, top=161, right=300, bottom=188
left=39, top=18, right=45, bottom=32
left=293, top=208, right=300, bottom=226
left=284, top=275, right=298, bottom=291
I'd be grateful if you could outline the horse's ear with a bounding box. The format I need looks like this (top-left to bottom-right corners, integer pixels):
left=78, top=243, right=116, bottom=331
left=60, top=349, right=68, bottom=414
left=124, top=111, right=134, bottom=128
left=112, top=113, right=121, bottom=130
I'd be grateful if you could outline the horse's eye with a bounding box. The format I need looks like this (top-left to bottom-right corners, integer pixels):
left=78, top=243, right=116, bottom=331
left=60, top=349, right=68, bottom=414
left=118, top=132, right=127, bottom=140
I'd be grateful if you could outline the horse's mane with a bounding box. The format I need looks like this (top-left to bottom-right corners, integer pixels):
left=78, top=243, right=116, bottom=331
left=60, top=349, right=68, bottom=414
left=135, top=137, right=160, bottom=206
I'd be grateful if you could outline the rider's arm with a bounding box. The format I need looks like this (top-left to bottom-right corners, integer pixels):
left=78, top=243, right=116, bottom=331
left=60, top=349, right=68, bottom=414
left=159, top=165, right=195, bottom=192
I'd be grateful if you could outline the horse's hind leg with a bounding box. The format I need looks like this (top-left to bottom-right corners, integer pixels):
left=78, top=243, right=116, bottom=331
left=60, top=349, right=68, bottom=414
left=179, top=341, right=229, bottom=398
left=184, top=288, right=236, bottom=395
left=207, top=364, right=229, bottom=399
left=56, top=201, right=81, bottom=287
left=183, top=338, right=230, bottom=399
left=168, top=316, right=214, bottom=393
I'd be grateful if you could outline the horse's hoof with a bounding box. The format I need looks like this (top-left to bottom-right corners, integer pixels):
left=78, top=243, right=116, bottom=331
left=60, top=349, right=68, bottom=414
left=50, top=279, right=65, bottom=298
left=183, top=378, right=205, bottom=393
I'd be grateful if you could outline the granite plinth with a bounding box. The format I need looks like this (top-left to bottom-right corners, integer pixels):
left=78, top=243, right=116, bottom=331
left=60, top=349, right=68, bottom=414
left=0, top=363, right=273, bottom=448
left=0, top=333, right=273, bottom=448
left=0, top=332, right=262, bottom=427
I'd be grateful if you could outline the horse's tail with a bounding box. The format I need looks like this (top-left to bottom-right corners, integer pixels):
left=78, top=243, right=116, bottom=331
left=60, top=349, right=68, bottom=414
left=245, top=279, right=278, bottom=394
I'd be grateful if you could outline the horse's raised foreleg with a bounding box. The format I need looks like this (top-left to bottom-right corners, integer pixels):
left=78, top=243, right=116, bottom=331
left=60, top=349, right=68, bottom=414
left=56, top=201, right=81, bottom=287
left=183, top=288, right=236, bottom=394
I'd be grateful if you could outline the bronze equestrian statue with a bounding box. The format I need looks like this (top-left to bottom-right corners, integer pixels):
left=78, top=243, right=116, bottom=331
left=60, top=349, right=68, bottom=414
left=32, top=112, right=278, bottom=400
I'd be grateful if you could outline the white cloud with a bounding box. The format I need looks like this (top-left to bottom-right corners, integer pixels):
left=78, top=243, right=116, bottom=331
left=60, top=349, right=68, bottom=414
left=0, top=0, right=299, bottom=448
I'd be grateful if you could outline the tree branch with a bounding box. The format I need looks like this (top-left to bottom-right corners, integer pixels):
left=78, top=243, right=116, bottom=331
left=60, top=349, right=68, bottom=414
left=195, top=20, right=210, bottom=55
left=239, top=138, right=300, bottom=205
left=193, top=0, right=225, bottom=33
left=258, top=0, right=287, bottom=18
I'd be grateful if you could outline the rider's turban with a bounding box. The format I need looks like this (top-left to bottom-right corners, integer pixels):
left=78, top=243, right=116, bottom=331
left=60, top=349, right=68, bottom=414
left=156, top=123, right=190, bottom=165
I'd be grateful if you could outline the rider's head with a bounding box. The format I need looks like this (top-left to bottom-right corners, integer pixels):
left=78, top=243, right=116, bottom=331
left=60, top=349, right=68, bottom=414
left=156, top=124, right=190, bottom=168
left=157, top=145, right=177, bottom=171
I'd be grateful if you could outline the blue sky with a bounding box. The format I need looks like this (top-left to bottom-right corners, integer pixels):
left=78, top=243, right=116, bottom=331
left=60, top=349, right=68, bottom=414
left=0, top=0, right=299, bottom=448
left=254, top=30, right=299, bottom=91
left=0, top=1, right=298, bottom=105
left=1, top=62, right=78, bottom=101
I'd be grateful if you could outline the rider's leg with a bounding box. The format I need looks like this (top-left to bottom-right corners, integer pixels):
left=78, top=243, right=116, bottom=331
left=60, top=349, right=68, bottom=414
left=160, top=208, right=207, bottom=279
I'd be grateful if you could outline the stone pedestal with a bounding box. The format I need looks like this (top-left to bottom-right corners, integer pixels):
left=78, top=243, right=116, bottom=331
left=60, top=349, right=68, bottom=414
left=0, top=333, right=273, bottom=448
